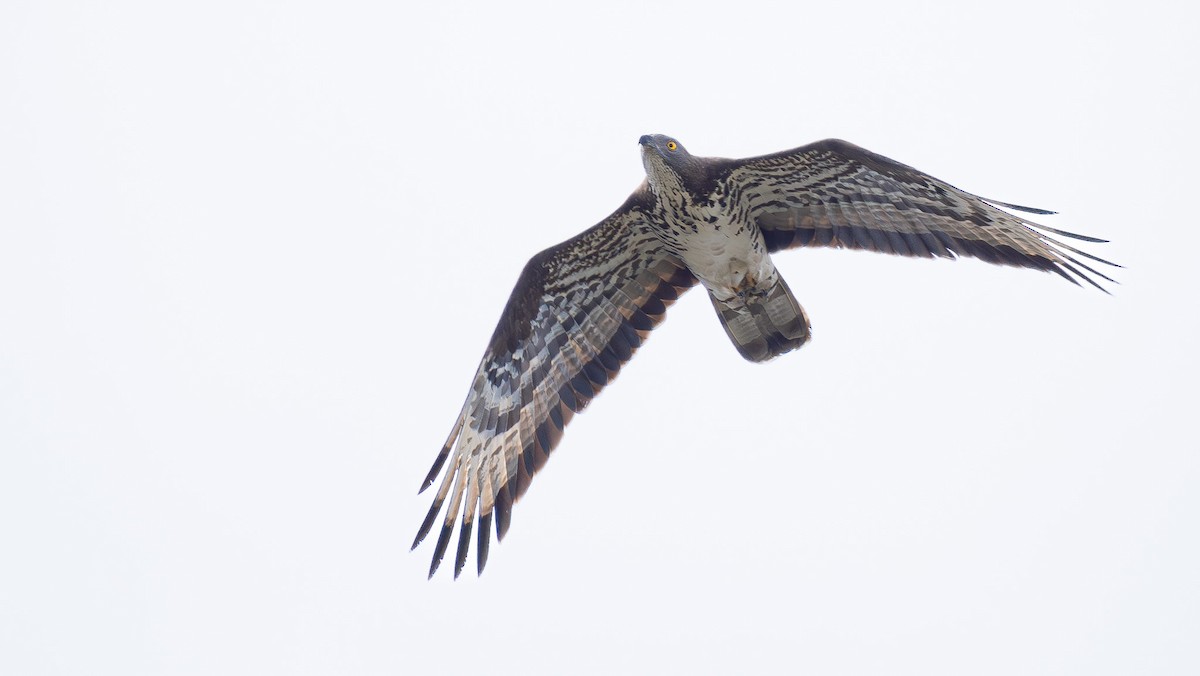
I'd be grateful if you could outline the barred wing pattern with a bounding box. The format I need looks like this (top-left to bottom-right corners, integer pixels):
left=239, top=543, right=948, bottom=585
left=727, top=139, right=1118, bottom=289
left=412, top=195, right=696, bottom=578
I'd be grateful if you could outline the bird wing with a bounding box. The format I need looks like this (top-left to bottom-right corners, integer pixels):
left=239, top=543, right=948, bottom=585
left=412, top=188, right=696, bottom=578
left=722, top=139, right=1118, bottom=289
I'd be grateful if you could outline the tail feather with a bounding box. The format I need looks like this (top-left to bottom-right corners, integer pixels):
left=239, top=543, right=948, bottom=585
left=709, top=273, right=811, bottom=362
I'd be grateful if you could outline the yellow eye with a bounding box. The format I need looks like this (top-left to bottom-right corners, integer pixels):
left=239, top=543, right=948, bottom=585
left=666, top=141, right=678, bottom=151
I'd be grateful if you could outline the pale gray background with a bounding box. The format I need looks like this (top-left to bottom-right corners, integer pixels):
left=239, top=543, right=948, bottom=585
left=2, top=1, right=1197, bottom=674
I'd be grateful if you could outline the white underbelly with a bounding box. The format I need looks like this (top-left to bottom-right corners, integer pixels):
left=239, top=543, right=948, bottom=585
left=679, top=225, right=772, bottom=297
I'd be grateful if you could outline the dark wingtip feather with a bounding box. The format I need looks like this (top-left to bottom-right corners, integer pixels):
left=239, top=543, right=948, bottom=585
left=1040, top=235, right=1122, bottom=269
left=428, top=521, right=453, bottom=579
left=453, top=519, right=473, bottom=580
left=411, top=497, right=443, bottom=551
left=477, top=512, right=493, bottom=575
left=422, top=418, right=464, bottom=493
left=1062, top=253, right=1119, bottom=285
left=495, top=485, right=513, bottom=541
left=1049, top=263, right=1082, bottom=287
left=1058, top=260, right=1111, bottom=294
left=985, top=198, right=1058, bottom=215
left=419, top=448, right=450, bottom=494
left=1036, top=224, right=1109, bottom=243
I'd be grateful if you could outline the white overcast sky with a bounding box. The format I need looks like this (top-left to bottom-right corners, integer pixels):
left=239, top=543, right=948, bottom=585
left=2, top=1, right=1198, bottom=674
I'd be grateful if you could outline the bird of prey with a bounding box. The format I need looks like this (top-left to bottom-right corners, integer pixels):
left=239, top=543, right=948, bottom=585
left=412, top=135, right=1116, bottom=579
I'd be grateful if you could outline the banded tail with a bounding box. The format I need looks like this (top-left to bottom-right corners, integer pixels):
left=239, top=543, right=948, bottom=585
left=709, top=272, right=811, bottom=363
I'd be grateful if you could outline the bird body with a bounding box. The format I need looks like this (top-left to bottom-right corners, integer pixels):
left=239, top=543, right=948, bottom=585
left=412, top=134, right=1117, bottom=579
left=640, top=134, right=771, bottom=297
left=656, top=202, right=771, bottom=298
left=639, top=133, right=810, bottom=362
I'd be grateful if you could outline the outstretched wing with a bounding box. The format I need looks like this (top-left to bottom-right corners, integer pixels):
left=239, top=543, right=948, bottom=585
left=723, top=139, right=1118, bottom=289
left=412, top=188, right=696, bottom=579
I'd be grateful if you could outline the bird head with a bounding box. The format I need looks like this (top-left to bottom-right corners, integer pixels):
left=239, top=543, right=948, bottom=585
left=639, top=134, right=696, bottom=195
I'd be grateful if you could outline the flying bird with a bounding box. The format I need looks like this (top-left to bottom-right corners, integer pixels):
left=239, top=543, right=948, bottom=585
left=412, top=135, right=1117, bottom=579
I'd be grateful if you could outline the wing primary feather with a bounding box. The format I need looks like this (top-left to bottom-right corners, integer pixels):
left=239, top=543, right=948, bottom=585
left=1061, top=254, right=1118, bottom=287
left=419, top=450, right=450, bottom=494
left=1048, top=262, right=1084, bottom=287
left=1058, top=259, right=1110, bottom=294
left=1065, top=252, right=1118, bottom=283
left=411, top=498, right=443, bottom=551
left=983, top=198, right=1057, bottom=215
left=451, top=451, right=483, bottom=579
left=428, top=464, right=469, bottom=578
left=420, top=415, right=464, bottom=493
left=428, top=521, right=454, bottom=579
left=412, top=453, right=459, bottom=550
left=476, top=512, right=493, bottom=574
left=1033, top=224, right=1108, bottom=243
left=1036, top=232, right=1122, bottom=268
left=453, top=519, right=473, bottom=580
